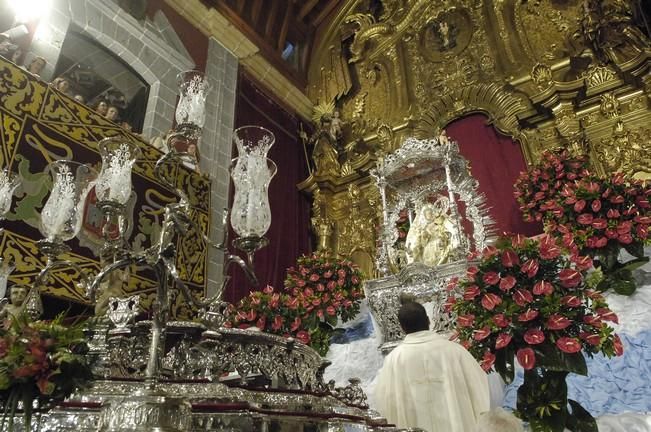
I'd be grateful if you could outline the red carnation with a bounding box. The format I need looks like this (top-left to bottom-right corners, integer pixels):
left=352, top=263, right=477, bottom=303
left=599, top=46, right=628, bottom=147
left=521, top=259, right=539, bottom=278
left=501, top=249, right=520, bottom=267
left=523, top=328, right=545, bottom=345
left=559, top=268, right=582, bottom=288
left=556, top=337, right=582, bottom=353
left=481, top=293, right=502, bottom=310
left=532, top=280, right=554, bottom=296
left=516, top=347, right=536, bottom=370
left=499, top=275, right=517, bottom=292
left=483, top=272, right=500, bottom=286
left=463, top=285, right=481, bottom=301
left=457, top=314, right=476, bottom=327
left=473, top=326, right=491, bottom=341
left=547, top=314, right=571, bottom=330
left=513, top=289, right=533, bottom=306
left=518, top=309, right=539, bottom=322
left=495, top=333, right=512, bottom=349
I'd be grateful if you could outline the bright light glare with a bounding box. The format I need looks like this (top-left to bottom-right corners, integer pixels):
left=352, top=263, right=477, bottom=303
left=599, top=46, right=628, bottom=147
left=8, top=0, right=53, bottom=23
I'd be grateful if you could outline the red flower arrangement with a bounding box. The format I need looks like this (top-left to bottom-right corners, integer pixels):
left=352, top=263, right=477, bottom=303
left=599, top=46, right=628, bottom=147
left=0, top=314, right=93, bottom=431
left=225, top=253, right=364, bottom=355
left=514, top=149, right=650, bottom=295
left=450, top=235, right=622, bottom=431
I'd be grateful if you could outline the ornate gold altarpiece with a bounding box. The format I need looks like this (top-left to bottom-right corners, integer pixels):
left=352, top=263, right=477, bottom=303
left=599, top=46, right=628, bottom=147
left=299, top=0, right=651, bottom=275
left=0, top=58, right=211, bottom=317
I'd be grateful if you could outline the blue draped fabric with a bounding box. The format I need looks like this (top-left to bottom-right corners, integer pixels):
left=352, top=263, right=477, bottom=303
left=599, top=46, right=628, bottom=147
left=502, top=329, right=651, bottom=416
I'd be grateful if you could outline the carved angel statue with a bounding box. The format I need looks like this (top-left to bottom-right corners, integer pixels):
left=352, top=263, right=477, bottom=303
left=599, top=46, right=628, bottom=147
left=0, top=284, right=42, bottom=322
left=405, top=198, right=458, bottom=267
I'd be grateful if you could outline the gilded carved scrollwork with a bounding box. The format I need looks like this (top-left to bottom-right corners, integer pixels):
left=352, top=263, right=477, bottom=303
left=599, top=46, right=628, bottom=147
left=594, top=120, right=651, bottom=179
left=302, top=0, right=651, bottom=275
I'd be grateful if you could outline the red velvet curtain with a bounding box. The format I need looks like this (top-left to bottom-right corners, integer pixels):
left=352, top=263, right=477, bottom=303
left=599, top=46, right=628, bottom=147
left=446, top=114, right=541, bottom=237
left=224, top=74, right=312, bottom=303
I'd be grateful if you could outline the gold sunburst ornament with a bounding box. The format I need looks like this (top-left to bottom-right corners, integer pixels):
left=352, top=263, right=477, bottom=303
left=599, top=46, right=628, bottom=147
left=312, top=101, right=336, bottom=125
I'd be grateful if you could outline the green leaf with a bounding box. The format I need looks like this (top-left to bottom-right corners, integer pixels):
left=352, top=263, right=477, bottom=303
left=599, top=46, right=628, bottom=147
left=611, top=278, right=636, bottom=296
left=623, top=242, right=645, bottom=259
left=595, top=278, right=611, bottom=292
left=495, top=347, right=515, bottom=384
left=530, top=414, right=567, bottom=432
left=566, top=399, right=598, bottom=432
left=620, top=257, right=649, bottom=272
left=535, top=345, right=588, bottom=376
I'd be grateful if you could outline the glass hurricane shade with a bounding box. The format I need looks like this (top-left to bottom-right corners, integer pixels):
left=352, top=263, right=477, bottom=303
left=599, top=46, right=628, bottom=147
left=175, top=70, right=212, bottom=130
left=39, top=160, right=97, bottom=243
left=0, top=169, right=20, bottom=219
left=229, top=126, right=277, bottom=238
left=96, top=138, right=140, bottom=205
left=0, top=257, right=14, bottom=299
left=230, top=156, right=277, bottom=238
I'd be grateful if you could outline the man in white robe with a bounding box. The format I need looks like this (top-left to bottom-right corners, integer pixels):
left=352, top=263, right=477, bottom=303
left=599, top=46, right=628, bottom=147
left=375, top=299, right=490, bottom=432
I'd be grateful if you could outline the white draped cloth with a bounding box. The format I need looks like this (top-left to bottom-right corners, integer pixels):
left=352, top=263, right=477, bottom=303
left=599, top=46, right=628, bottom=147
left=374, top=330, right=490, bottom=432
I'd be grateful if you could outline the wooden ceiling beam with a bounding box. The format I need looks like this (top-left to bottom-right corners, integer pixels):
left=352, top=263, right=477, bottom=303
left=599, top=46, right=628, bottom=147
left=277, top=2, right=293, bottom=51
left=312, top=0, right=339, bottom=27
left=298, top=0, right=319, bottom=20
left=264, top=0, right=280, bottom=38
left=251, top=0, right=263, bottom=25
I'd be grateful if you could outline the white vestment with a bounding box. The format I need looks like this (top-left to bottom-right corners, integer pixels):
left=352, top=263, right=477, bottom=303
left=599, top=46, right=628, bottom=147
left=375, top=330, right=490, bottom=432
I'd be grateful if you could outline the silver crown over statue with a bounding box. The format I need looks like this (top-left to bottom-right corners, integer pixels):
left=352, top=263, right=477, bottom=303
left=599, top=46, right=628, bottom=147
left=0, top=71, right=404, bottom=432
left=368, top=135, right=498, bottom=353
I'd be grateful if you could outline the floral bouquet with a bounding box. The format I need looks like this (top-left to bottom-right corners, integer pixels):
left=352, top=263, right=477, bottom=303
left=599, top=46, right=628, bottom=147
left=226, top=253, right=364, bottom=355
left=449, top=235, right=622, bottom=432
left=514, top=149, right=650, bottom=295
left=0, top=314, right=93, bottom=431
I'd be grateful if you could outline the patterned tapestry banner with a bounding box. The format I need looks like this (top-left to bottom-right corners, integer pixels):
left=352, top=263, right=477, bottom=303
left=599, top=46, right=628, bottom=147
left=0, top=58, right=211, bottom=318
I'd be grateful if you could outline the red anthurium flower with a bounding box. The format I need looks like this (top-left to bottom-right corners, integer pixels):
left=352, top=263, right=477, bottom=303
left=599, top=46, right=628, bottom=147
left=579, top=332, right=601, bottom=346
left=583, top=315, right=603, bottom=327
left=493, top=313, right=511, bottom=327
left=547, top=314, right=571, bottom=330
left=483, top=272, right=500, bottom=286
left=460, top=339, right=472, bottom=350
left=290, top=316, right=302, bottom=331
left=637, top=225, right=648, bottom=239
left=513, top=289, right=534, bottom=306
left=272, top=315, right=284, bottom=331
left=607, top=209, right=621, bottom=219
left=482, top=245, right=499, bottom=258
left=473, top=326, right=491, bottom=341
left=562, top=232, right=576, bottom=249
left=560, top=295, right=582, bottom=307
left=574, top=200, right=586, bottom=212
left=613, top=334, right=624, bottom=356
left=577, top=213, right=594, bottom=225
left=481, top=293, right=502, bottom=310
left=467, top=266, right=479, bottom=279
left=591, top=199, right=602, bottom=212
left=596, top=308, right=619, bottom=324
left=521, top=259, right=539, bottom=278
left=518, top=309, right=539, bottom=322
left=511, top=234, right=527, bottom=248
left=501, top=249, right=520, bottom=267
left=572, top=255, right=593, bottom=271
left=523, top=328, right=545, bottom=345
left=516, top=347, right=536, bottom=370
left=443, top=296, right=457, bottom=313
left=532, top=280, right=554, bottom=296
left=463, top=285, right=481, bottom=301
left=539, top=240, right=562, bottom=260
left=481, top=350, right=496, bottom=371
left=446, top=277, right=460, bottom=291
left=559, top=268, right=582, bottom=288
left=619, top=234, right=633, bottom=244
left=457, top=314, right=476, bottom=327
left=610, top=195, right=625, bottom=204
left=296, top=330, right=311, bottom=345
left=556, top=337, right=582, bottom=353
left=592, top=218, right=607, bottom=230
left=499, top=275, right=517, bottom=292
left=495, top=333, right=512, bottom=349
left=635, top=215, right=651, bottom=224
